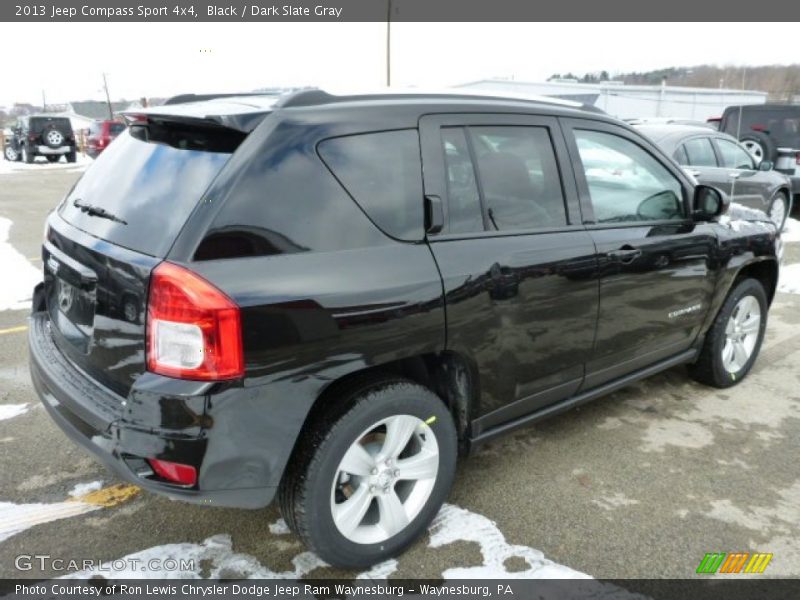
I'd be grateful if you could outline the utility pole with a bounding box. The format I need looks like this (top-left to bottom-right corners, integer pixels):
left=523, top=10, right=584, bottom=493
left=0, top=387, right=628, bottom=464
left=102, top=73, right=113, bottom=120
left=41, top=90, right=47, bottom=112
left=386, top=0, right=392, bottom=87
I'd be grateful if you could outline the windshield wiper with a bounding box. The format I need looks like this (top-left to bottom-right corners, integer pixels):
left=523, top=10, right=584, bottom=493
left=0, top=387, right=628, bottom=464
left=72, top=199, right=127, bottom=225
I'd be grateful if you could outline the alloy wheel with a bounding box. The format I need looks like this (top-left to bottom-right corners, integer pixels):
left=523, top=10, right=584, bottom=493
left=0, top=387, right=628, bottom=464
left=741, top=140, right=765, bottom=164
left=769, top=196, right=787, bottom=231
left=722, top=295, right=761, bottom=373
left=330, top=414, right=439, bottom=545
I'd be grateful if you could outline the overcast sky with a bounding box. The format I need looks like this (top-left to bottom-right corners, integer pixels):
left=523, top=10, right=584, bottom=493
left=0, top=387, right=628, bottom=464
left=1, top=22, right=797, bottom=107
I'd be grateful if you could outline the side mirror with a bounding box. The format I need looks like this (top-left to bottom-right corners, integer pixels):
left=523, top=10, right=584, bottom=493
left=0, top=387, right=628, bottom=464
left=693, top=185, right=729, bottom=221
left=758, top=160, right=774, bottom=171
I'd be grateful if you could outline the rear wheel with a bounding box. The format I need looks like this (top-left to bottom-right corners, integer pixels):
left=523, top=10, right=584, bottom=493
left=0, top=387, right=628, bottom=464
left=688, top=278, right=767, bottom=388
left=278, top=377, right=457, bottom=568
left=768, top=191, right=788, bottom=232
left=66, top=150, right=77, bottom=163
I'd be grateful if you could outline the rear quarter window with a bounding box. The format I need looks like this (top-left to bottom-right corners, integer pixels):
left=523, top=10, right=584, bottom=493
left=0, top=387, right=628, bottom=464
left=317, top=130, right=424, bottom=241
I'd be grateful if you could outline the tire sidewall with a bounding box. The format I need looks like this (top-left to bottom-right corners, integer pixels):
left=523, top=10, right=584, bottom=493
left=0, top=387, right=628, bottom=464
left=708, top=279, right=768, bottom=386
left=301, top=384, right=457, bottom=567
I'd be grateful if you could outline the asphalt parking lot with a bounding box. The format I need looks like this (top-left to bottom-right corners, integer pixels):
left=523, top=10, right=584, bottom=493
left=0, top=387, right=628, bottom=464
left=1, top=167, right=799, bottom=580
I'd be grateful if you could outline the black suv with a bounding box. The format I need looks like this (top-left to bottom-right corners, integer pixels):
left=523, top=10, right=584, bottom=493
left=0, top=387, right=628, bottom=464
left=5, top=115, right=77, bottom=163
left=720, top=104, right=800, bottom=196
left=29, top=91, right=779, bottom=568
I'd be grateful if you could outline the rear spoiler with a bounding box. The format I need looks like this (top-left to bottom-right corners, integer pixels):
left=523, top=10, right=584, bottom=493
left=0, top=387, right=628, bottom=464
left=121, top=94, right=280, bottom=133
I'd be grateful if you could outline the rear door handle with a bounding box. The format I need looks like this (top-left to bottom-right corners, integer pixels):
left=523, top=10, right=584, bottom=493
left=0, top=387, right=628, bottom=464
left=728, top=172, right=741, bottom=179
left=688, top=169, right=702, bottom=177
left=607, top=246, right=642, bottom=264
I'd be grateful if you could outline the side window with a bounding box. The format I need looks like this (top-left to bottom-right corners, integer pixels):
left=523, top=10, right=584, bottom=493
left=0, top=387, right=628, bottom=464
left=574, top=129, right=684, bottom=223
left=441, top=128, right=483, bottom=233
left=716, top=138, right=754, bottom=170
left=674, top=144, right=689, bottom=166
left=469, top=126, right=567, bottom=231
left=683, top=138, right=718, bottom=167
left=318, top=129, right=423, bottom=241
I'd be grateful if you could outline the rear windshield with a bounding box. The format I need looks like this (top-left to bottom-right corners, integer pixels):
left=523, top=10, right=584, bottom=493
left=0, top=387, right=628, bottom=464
left=30, top=117, right=72, bottom=132
left=59, top=130, right=231, bottom=257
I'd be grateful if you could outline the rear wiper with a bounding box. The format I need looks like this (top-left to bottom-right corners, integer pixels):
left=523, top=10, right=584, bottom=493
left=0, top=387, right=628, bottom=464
left=72, top=199, right=127, bottom=225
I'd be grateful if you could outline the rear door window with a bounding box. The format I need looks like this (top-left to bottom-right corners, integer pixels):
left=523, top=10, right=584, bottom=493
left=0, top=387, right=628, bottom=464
left=468, top=126, right=567, bottom=231
left=441, top=127, right=483, bottom=233
left=683, top=138, right=718, bottom=167
left=716, top=138, right=754, bottom=169
left=318, top=129, right=423, bottom=240
left=59, top=131, right=232, bottom=257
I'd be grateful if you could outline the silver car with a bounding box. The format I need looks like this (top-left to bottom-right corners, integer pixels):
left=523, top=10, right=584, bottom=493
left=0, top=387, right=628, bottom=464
left=635, top=124, right=793, bottom=231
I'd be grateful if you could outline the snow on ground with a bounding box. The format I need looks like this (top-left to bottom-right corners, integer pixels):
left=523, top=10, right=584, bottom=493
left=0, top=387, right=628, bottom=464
left=58, top=503, right=586, bottom=579
left=0, top=403, right=29, bottom=421
left=778, top=263, right=800, bottom=295
left=0, top=500, right=100, bottom=543
left=429, top=504, right=588, bottom=578
left=0, top=217, right=41, bottom=311
left=0, top=154, right=92, bottom=175
left=783, top=217, right=800, bottom=243
left=68, top=481, right=104, bottom=498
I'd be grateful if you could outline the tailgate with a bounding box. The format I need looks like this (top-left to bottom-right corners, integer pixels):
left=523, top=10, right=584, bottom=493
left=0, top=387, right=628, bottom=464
left=44, top=216, right=159, bottom=397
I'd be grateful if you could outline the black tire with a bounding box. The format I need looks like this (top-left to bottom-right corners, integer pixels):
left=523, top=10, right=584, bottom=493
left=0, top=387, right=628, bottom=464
left=66, top=150, right=77, bottom=163
left=768, top=191, right=789, bottom=232
left=46, top=155, right=59, bottom=163
left=739, top=132, right=777, bottom=164
left=688, top=278, right=768, bottom=388
left=22, top=145, right=34, bottom=164
left=278, top=376, right=457, bottom=568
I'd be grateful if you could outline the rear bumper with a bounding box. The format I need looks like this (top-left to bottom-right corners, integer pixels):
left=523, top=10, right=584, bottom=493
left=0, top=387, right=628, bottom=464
left=28, top=312, right=291, bottom=509
left=36, top=145, right=72, bottom=155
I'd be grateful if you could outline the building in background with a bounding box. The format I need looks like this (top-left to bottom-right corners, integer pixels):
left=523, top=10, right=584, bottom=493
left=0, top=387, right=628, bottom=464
left=454, top=79, right=767, bottom=121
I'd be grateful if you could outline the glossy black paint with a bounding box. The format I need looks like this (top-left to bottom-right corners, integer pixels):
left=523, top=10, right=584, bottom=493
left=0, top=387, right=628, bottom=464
left=29, top=93, right=780, bottom=509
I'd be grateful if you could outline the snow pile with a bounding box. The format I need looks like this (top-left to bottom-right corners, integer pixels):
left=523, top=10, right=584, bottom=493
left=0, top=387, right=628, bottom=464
left=778, top=263, right=800, bottom=295
left=783, top=217, right=800, bottom=243
left=0, top=217, right=41, bottom=311
left=58, top=503, right=586, bottom=580
left=429, top=503, right=589, bottom=578
left=0, top=403, right=29, bottom=421
left=68, top=481, right=104, bottom=498
left=0, top=500, right=100, bottom=543
left=0, top=154, right=92, bottom=175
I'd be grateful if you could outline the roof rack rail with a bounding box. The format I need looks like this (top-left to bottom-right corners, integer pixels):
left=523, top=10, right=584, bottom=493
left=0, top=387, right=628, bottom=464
left=274, top=88, right=605, bottom=114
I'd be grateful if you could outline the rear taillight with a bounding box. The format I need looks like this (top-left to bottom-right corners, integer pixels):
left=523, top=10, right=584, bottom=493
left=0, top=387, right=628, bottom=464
left=148, top=459, right=197, bottom=485
left=146, top=262, right=243, bottom=380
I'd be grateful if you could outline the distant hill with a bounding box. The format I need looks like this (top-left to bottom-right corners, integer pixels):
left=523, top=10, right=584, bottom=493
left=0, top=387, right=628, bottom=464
left=620, top=65, right=800, bottom=102
left=552, top=65, right=800, bottom=102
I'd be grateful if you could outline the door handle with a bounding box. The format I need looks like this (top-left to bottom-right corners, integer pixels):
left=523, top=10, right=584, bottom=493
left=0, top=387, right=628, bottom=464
left=688, top=169, right=702, bottom=177
left=607, top=246, right=642, bottom=264
left=728, top=172, right=741, bottom=179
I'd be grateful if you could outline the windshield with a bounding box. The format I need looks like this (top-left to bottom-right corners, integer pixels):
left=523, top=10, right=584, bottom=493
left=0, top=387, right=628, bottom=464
left=58, top=130, right=231, bottom=257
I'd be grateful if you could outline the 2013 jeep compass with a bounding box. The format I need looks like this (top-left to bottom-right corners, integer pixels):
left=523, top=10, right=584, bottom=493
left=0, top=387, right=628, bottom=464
left=29, top=90, right=779, bottom=568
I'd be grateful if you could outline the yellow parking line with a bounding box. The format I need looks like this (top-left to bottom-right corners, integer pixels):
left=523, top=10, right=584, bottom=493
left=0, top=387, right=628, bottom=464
left=73, top=483, right=141, bottom=507
left=0, top=325, right=28, bottom=336
left=28, top=256, right=41, bottom=261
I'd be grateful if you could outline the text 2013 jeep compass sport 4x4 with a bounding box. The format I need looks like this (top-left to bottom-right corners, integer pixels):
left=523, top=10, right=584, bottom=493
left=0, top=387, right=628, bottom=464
left=29, top=91, right=779, bottom=568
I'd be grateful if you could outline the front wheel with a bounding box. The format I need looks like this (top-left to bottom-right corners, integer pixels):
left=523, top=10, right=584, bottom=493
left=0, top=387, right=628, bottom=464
left=768, top=192, right=789, bottom=232
left=688, top=278, right=768, bottom=388
left=4, top=145, right=18, bottom=161
left=279, top=378, right=457, bottom=568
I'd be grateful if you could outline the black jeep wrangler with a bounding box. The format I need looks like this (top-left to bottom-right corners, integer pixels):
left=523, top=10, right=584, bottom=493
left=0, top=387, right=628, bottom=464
left=29, top=91, right=779, bottom=568
left=4, top=115, right=77, bottom=163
